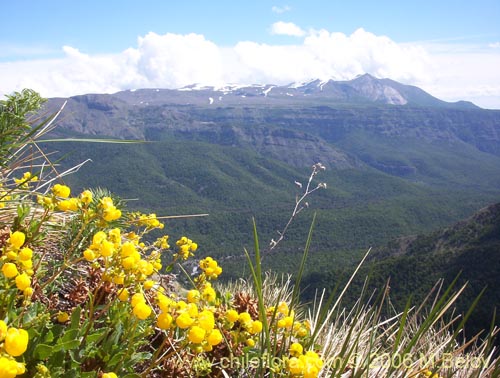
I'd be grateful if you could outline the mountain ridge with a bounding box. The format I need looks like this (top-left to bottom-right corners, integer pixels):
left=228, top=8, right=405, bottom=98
left=102, top=74, right=478, bottom=108
left=53, top=74, right=478, bottom=109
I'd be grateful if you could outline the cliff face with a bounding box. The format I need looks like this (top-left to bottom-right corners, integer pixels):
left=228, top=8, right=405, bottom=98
left=46, top=82, right=500, bottom=192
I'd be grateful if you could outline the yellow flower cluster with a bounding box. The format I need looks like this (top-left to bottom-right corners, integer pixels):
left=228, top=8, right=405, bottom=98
left=99, top=196, right=122, bottom=222
left=83, top=228, right=161, bottom=290
left=420, top=369, right=442, bottom=378
left=37, top=185, right=92, bottom=214
left=13, top=172, right=38, bottom=189
left=0, top=183, right=12, bottom=209
left=268, top=301, right=309, bottom=338
left=0, top=176, right=322, bottom=377
left=153, top=258, right=226, bottom=353
left=224, top=310, right=263, bottom=347
left=131, top=212, right=164, bottom=230
left=1, top=231, right=33, bottom=297
left=199, top=256, right=222, bottom=280
left=131, top=292, right=152, bottom=320
left=174, top=236, right=198, bottom=260
left=0, top=320, right=28, bottom=377
left=287, top=349, right=324, bottom=378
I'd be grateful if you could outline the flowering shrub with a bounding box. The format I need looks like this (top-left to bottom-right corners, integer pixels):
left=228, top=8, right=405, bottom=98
left=0, top=171, right=324, bottom=377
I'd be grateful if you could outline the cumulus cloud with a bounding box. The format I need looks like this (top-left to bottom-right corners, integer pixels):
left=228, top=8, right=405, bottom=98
left=271, top=5, right=291, bottom=14
left=270, top=21, right=306, bottom=37
left=0, top=28, right=499, bottom=108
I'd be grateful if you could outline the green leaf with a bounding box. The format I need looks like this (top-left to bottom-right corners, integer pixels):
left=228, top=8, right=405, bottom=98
left=61, top=328, right=79, bottom=343
left=54, top=338, right=81, bottom=352
left=86, top=328, right=107, bottom=343
left=70, top=306, right=82, bottom=329
left=33, top=344, right=53, bottom=359
left=45, top=330, right=54, bottom=343
left=107, top=351, right=126, bottom=366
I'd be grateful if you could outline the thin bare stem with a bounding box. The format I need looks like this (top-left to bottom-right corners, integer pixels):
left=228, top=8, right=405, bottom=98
left=268, top=162, right=326, bottom=251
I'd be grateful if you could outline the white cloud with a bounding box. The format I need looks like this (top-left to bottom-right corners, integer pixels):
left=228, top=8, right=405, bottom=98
left=417, top=49, right=500, bottom=108
left=489, top=42, right=500, bottom=49
left=271, top=5, right=291, bottom=14
left=270, top=21, right=306, bottom=37
left=0, top=28, right=499, bottom=108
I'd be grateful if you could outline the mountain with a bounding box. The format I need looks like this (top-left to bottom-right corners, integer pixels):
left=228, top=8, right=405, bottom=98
left=41, top=75, right=500, bottom=282
left=302, top=202, right=500, bottom=338
left=46, top=75, right=500, bottom=187
left=57, top=73, right=478, bottom=109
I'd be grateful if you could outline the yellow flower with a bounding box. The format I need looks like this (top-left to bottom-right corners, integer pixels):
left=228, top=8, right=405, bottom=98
left=176, top=312, right=194, bottom=329
left=103, top=208, right=122, bottom=222
left=121, top=242, right=137, bottom=257
left=57, top=311, right=70, bottom=323
left=18, top=247, right=32, bottom=261
left=100, top=197, right=121, bottom=221
left=157, top=313, right=173, bottom=330
left=186, top=303, right=198, bottom=318
left=112, top=275, right=124, bottom=285
left=278, top=316, right=294, bottom=329
left=289, top=342, right=303, bottom=357
left=0, top=320, right=7, bottom=340
left=157, top=293, right=173, bottom=312
left=80, top=190, right=93, bottom=204
left=6, top=251, right=17, bottom=260
left=199, top=256, right=222, bottom=279
left=246, top=338, right=255, bottom=347
left=0, top=356, right=18, bottom=378
left=9, top=231, right=25, bottom=249
left=92, top=231, right=107, bottom=245
left=133, top=302, right=152, bottom=320
left=238, top=312, right=252, bottom=324
left=187, top=289, right=200, bottom=303
left=137, top=260, right=154, bottom=276
left=108, top=228, right=121, bottom=244
left=20, top=259, right=32, bottom=270
left=15, top=273, right=30, bottom=291
left=131, top=293, right=145, bottom=307
left=100, top=196, right=114, bottom=209
left=250, top=320, right=263, bottom=334
left=121, top=256, right=137, bottom=270
left=188, top=326, right=206, bottom=344
left=198, top=310, right=215, bottom=331
left=23, top=287, right=33, bottom=298
left=117, top=288, right=129, bottom=302
left=83, top=249, right=96, bottom=261
left=57, top=198, right=79, bottom=212
left=202, top=286, right=216, bottom=302
left=278, top=301, right=289, bottom=315
left=37, top=195, right=53, bottom=208
left=288, top=357, right=304, bottom=375
left=102, top=373, right=118, bottom=378
left=4, top=327, right=29, bottom=357
left=207, top=329, right=223, bottom=346
left=99, top=240, right=115, bottom=257
left=143, top=280, right=155, bottom=290
left=225, top=309, right=239, bottom=323
left=52, top=184, right=71, bottom=198
left=2, top=263, right=19, bottom=278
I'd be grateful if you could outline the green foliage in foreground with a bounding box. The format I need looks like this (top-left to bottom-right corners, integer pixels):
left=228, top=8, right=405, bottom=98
left=1, top=90, right=499, bottom=377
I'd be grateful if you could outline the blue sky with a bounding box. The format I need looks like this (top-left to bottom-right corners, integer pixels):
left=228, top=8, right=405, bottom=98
left=1, top=0, right=499, bottom=108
